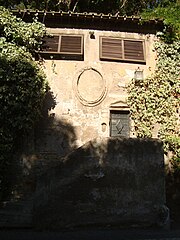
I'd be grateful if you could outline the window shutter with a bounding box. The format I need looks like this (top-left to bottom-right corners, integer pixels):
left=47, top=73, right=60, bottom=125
left=100, top=37, right=122, bottom=60
left=60, top=36, right=83, bottom=55
left=43, top=36, right=59, bottom=52
left=124, top=40, right=145, bottom=62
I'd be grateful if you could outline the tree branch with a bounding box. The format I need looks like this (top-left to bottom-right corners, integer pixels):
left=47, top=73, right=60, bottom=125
left=119, top=0, right=128, bottom=9
left=73, top=0, right=79, bottom=12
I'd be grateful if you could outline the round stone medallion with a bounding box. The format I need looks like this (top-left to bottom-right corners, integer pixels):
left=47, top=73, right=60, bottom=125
left=76, top=68, right=106, bottom=106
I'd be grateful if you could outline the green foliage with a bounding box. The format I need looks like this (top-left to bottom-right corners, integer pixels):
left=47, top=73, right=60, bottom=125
left=141, top=1, right=180, bottom=42
left=0, top=0, right=178, bottom=15
left=127, top=40, right=180, bottom=170
left=0, top=7, right=46, bottom=51
left=0, top=0, right=71, bottom=11
left=0, top=6, right=47, bottom=199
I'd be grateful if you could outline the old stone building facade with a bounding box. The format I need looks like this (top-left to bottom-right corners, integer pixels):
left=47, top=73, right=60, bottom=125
left=15, top=11, right=163, bottom=155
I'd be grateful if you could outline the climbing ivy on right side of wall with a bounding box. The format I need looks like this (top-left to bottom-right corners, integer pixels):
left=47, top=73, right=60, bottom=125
left=127, top=39, right=180, bottom=170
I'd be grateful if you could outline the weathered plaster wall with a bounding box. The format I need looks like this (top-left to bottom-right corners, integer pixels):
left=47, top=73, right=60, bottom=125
left=35, top=28, right=157, bottom=153
left=34, top=138, right=168, bottom=230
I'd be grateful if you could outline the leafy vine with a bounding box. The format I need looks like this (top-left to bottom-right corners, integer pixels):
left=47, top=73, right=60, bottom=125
left=127, top=40, right=180, bottom=170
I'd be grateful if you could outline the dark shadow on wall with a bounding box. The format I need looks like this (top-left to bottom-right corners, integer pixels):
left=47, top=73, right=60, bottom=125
left=19, top=89, right=78, bottom=197
left=34, top=90, right=77, bottom=156
left=1, top=89, right=77, bottom=201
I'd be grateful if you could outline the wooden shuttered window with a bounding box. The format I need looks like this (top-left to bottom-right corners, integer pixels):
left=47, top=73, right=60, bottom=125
left=42, top=35, right=83, bottom=56
left=60, top=36, right=83, bottom=54
left=110, top=110, right=130, bottom=137
left=43, top=36, right=59, bottom=52
left=124, top=40, right=144, bottom=61
left=101, top=38, right=122, bottom=60
left=100, top=37, right=145, bottom=62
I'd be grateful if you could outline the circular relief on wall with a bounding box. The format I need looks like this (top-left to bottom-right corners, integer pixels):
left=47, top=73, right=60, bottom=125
left=75, top=68, right=106, bottom=106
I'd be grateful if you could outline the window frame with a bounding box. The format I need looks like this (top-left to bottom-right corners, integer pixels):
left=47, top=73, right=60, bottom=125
left=41, top=34, right=84, bottom=60
left=109, top=110, right=130, bottom=137
left=99, top=37, right=146, bottom=63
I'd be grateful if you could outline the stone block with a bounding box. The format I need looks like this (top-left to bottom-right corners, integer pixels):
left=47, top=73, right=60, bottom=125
left=33, top=138, right=168, bottom=230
